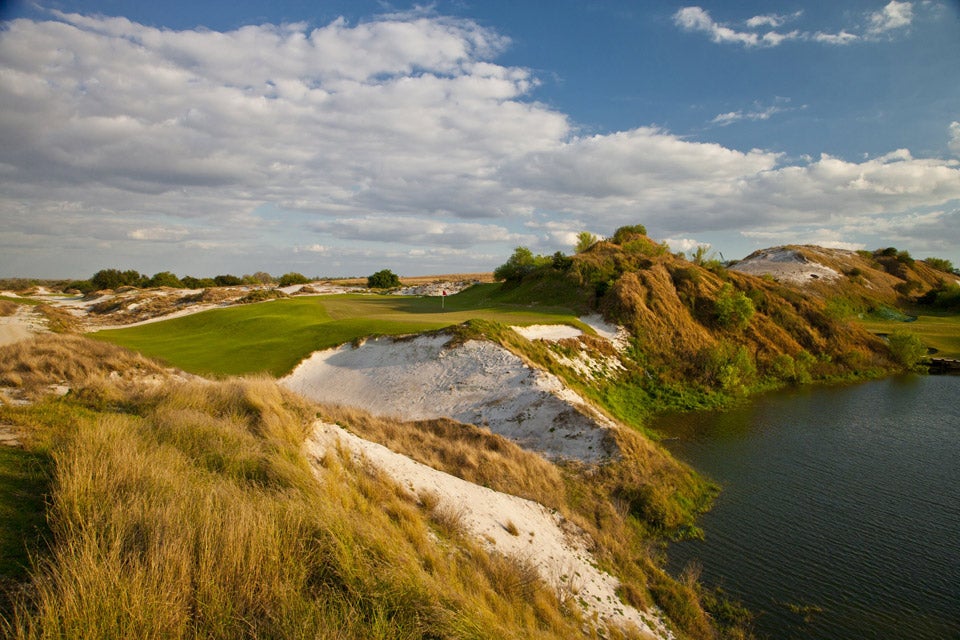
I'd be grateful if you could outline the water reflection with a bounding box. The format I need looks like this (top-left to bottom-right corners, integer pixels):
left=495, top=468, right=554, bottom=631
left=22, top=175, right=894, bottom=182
left=655, top=376, right=960, bottom=640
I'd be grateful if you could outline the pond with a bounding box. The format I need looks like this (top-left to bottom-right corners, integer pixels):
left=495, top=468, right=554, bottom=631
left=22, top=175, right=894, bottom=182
left=656, top=375, right=960, bottom=639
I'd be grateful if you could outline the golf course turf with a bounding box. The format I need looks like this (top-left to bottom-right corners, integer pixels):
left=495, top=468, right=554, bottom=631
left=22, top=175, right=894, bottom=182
left=93, top=285, right=582, bottom=377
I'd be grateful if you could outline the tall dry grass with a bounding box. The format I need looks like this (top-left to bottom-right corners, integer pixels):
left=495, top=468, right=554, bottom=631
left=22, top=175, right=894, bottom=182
left=0, top=334, right=167, bottom=401
left=0, top=301, right=18, bottom=317
left=3, top=342, right=644, bottom=639
left=318, top=404, right=566, bottom=508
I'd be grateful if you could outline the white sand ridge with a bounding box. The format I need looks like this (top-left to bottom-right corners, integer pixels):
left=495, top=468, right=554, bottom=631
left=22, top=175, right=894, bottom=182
left=282, top=332, right=619, bottom=463
left=286, top=325, right=675, bottom=636
left=306, top=421, right=672, bottom=638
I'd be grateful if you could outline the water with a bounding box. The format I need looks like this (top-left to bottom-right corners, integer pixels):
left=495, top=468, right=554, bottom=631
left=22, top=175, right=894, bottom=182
left=655, top=375, right=960, bottom=639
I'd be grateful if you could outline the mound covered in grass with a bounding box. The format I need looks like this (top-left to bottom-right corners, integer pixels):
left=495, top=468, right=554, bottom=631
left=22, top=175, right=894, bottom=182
left=0, top=336, right=744, bottom=639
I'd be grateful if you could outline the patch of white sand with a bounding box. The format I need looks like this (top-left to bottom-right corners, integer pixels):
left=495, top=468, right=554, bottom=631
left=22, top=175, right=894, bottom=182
left=512, top=324, right=583, bottom=341
left=282, top=335, right=616, bottom=463
left=306, top=422, right=670, bottom=639
left=731, top=247, right=841, bottom=285
left=0, top=307, right=44, bottom=346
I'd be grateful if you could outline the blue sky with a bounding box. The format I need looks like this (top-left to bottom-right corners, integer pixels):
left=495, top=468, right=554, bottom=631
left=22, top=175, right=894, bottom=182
left=2, top=0, right=959, bottom=278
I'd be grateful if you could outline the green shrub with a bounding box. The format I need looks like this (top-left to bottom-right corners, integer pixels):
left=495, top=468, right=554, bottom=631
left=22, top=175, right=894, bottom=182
left=923, top=257, right=954, bottom=273
left=147, top=271, right=184, bottom=288
left=887, top=330, right=926, bottom=368
left=277, top=272, right=310, bottom=287
left=366, top=269, right=401, bottom=289
left=574, top=231, right=597, bottom=253
left=493, top=247, right=550, bottom=283
left=90, top=269, right=146, bottom=290
left=610, top=224, right=647, bottom=244
left=714, top=283, right=755, bottom=330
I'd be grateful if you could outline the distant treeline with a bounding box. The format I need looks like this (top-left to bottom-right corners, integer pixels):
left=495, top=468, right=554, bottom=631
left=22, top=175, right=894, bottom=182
left=57, top=269, right=314, bottom=294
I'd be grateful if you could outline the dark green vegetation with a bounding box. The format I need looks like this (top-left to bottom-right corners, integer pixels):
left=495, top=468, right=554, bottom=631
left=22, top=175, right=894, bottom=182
left=52, top=268, right=312, bottom=294
left=0, top=446, right=50, bottom=605
left=366, top=268, right=401, bottom=289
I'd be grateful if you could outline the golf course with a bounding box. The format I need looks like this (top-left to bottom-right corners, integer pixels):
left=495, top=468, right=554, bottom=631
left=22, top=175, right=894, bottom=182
left=92, top=284, right=583, bottom=377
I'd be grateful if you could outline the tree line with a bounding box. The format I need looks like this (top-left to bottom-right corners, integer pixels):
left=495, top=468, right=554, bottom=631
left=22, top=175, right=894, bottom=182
left=66, top=269, right=313, bottom=293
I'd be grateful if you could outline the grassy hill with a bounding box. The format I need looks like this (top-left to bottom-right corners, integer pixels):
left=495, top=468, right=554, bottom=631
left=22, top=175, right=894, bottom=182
left=0, top=335, right=742, bottom=640
left=93, top=287, right=582, bottom=377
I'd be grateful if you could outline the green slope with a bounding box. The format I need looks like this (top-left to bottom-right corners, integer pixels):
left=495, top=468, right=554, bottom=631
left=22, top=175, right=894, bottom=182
left=92, top=285, right=580, bottom=377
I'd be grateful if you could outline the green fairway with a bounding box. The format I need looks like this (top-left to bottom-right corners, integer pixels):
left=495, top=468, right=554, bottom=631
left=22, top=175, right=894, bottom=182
left=92, top=284, right=582, bottom=376
left=857, top=310, right=960, bottom=359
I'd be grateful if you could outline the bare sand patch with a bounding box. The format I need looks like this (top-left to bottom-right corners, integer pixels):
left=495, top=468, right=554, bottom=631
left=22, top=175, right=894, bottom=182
left=0, top=307, right=44, bottom=346
left=306, top=421, right=671, bottom=638
left=282, top=334, right=617, bottom=463
left=511, top=324, right=583, bottom=341
left=731, top=247, right=841, bottom=285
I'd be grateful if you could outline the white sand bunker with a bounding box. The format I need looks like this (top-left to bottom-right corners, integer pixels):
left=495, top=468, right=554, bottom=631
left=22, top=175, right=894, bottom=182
left=731, top=247, right=841, bottom=285
left=306, top=422, right=671, bottom=638
left=512, top=324, right=583, bottom=341
left=283, top=334, right=617, bottom=462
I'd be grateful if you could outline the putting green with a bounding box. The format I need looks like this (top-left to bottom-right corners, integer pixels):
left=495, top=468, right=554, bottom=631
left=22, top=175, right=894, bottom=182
left=857, top=310, right=960, bottom=359
left=93, top=285, right=581, bottom=377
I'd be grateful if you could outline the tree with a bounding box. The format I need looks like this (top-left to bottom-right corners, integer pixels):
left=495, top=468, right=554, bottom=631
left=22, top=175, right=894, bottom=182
left=610, top=224, right=647, bottom=245
left=367, top=269, right=401, bottom=289
left=182, top=276, right=216, bottom=289
left=278, top=272, right=310, bottom=287
left=887, top=330, right=926, bottom=368
left=213, top=274, right=243, bottom=287
left=493, top=246, right=551, bottom=283
left=575, top=231, right=598, bottom=253
left=91, top=268, right=146, bottom=290
left=148, top=271, right=184, bottom=288
left=246, top=271, right=275, bottom=284
left=923, top=257, right=954, bottom=274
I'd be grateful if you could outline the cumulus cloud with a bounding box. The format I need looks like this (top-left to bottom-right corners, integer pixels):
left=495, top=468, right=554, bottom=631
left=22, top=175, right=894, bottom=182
left=665, top=237, right=711, bottom=253
left=675, top=2, right=917, bottom=48
left=672, top=7, right=800, bottom=48
left=0, top=9, right=958, bottom=276
left=949, top=121, right=960, bottom=155
left=867, top=1, right=914, bottom=35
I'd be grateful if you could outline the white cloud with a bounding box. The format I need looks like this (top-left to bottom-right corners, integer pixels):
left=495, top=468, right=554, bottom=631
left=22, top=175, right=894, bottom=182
left=672, top=6, right=799, bottom=48
left=0, top=10, right=958, bottom=276
left=128, top=226, right=190, bottom=241
left=811, top=30, right=860, bottom=45
left=665, top=237, right=711, bottom=253
left=949, top=121, right=960, bottom=155
left=746, top=11, right=802, bottom=29
left=676, top=3, right=919, bottom=48
left=710, top=99, right=796, bottom=126
left=867, top=1, right=914, bottom=35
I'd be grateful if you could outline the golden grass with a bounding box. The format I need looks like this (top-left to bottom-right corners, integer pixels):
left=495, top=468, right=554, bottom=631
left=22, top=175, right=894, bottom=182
left=318, top=404, right=566, bottom=508
left=2, top=337, right=670, bottom=640
left=34, top=305, right=79, bottom=334
left=0, top=334, right=167, bottom=401
left=0, top=301, right=18, bottom=317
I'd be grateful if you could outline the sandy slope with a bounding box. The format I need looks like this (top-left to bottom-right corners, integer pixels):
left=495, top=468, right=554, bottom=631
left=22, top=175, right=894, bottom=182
left=306, top=421, right=671, bottom=639
left=731, top=247, right=842, bottom=284
left=0, top=306, right=43, bottom=346
left=282, top=334, right=618, bottom=463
